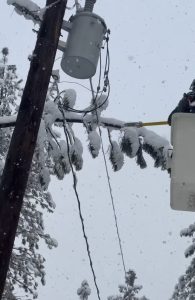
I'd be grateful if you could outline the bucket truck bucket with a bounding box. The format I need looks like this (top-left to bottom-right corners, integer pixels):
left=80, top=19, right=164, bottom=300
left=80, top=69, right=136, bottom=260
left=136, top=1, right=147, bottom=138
left=171, top=113, right=195, bottom=212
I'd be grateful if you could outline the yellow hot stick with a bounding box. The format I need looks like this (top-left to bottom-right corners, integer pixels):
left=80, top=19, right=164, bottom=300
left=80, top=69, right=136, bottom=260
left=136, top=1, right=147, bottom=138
left=141, top=121, right=168, bottom=127
left=124, top=121, right=168, bottom=127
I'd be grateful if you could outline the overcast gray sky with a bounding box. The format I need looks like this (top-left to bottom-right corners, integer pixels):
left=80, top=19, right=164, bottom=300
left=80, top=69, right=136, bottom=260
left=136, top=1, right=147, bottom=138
left=1, top=1, right=195, bottom=299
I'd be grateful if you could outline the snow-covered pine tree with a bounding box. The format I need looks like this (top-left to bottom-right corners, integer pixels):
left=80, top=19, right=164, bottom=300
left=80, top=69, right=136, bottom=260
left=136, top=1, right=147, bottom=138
left=0, top=48, right=57, bottom=300
left=77, top=280, right=91, bottom=300
left=170, top=223, right=195, bottom=300
left=107, top=269, right=149, bottom=300
left=77, top=271, right=149, bottom=300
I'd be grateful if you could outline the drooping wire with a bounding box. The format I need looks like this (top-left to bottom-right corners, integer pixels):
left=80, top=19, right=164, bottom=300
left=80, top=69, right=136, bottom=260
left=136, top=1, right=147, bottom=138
left=53, top=87, right=110, bottom=114
left=59, top=106, right=102, bottom=300
left=100, top=132, right=127, bottom=275
left=47, top=127, right=61, bottom=148
left=88, top=31, right=127, bottom=275
left=58, top=80, right=102, bottom=94
left=89, top=78, right=127, bottom=276
left=53, top=31, right=111, bottom=115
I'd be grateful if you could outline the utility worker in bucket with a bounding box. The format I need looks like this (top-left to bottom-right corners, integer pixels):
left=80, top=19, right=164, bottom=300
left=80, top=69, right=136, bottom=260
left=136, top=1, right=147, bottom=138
left=168, top=79, right=195, bottom=125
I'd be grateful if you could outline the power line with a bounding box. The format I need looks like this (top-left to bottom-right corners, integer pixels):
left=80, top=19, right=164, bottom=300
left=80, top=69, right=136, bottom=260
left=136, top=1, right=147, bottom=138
left=53, top=84, right=110, bottom=114
left=88, top=31, right=127, bottom=274
left=59, top=107, right=102, bottom=300
left=89, top=71, right=127, bottom=276
left=58, top=80, right=102, bottom=93
left=99, top=125, right=127, bottom=274
left=53, top=31, right=111, bottom=115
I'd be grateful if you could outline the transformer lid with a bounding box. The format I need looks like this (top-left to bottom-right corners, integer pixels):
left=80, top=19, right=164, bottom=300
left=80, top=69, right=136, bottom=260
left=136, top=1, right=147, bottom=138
left=70, top=11, right=107, bottom=30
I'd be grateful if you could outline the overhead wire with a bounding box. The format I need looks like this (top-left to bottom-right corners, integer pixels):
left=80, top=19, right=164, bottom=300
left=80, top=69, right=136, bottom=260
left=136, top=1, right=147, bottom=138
left=88, top=31, right=127, bottom=276
left=53, top=32, right=111, bottom=115
left=53, top=87, right=110, bottom=114
left=89, top=78, right=127, bottom=276
left=59, top=106, right=102, bottom=300
left=56, top=27, right=126, bottom=299
left=58, top=80, right=101, bottom=93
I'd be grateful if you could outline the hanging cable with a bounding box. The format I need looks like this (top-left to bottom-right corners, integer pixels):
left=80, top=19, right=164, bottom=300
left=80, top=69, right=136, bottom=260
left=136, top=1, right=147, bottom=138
left=54, top=30, right=111, bottom=115
left=84, top=30, right=127, bottom=275
left=89, top=78, right=127, bottom=275
left=53, top=30, right=118, bottom=295
left=100, top=128, right=127, bottom=275
left=47, top=127, right=61, bottom=148
left=59, top=106, right=102, bottom=300
left=58, top=80, right=102, bottom=94
left=53, top=86, right=110, bottom=114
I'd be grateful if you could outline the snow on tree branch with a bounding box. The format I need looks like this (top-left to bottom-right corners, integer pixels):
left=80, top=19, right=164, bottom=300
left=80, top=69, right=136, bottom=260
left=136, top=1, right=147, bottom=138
left=7, top=0, right=62, bottom=24
left=77, top=280, right=91, bottom=300
left=171, top=223, right=195, bottom=299
left=0, top=115, right=17, bottom=128
left=138, top=127, right=171, bottom=170
left=0, top=110, right=171, bottom=172
left=0, top=48, right=58, bottom=299
left=108, top=269, right=149, bottom=300
left=7, top=0, right=42, bottom=23
left=0, top=113, right=125, bottom=129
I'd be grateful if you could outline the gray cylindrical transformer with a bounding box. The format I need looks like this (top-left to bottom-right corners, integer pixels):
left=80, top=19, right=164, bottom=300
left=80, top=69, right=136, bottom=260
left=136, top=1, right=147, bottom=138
left=61, top=12, right=107, bottom=79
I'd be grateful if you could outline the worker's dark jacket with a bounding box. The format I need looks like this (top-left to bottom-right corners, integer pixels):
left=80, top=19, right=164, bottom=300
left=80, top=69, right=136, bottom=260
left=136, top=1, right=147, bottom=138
left=168, top=92, right=195, bottom=125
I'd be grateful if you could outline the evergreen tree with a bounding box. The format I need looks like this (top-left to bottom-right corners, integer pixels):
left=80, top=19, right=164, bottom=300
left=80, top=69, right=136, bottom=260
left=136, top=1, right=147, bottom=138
left=107, top=269, right=149, bottom=300
left=0, top=48, right=57, bottom=299
left=77, top=271, right=149, bottom=300
left=170, top=224, right=195, bottom=300
left=77, top=280, right=91, bottom=300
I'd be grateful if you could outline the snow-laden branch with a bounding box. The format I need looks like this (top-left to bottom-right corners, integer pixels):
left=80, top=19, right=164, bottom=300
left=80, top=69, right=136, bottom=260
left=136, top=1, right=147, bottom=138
left=7, top=0, right=42, bottom=23
left=0, top=113, right=125, bottom=129
left=0, top=112, right=171, bottom=170
left=0, top=115, right=17, bottom=128
left=7, top=0, right=62, bottom=24
left=0, top=65, right=171, bottom=174
left=0, top=113, right=170, bottom=150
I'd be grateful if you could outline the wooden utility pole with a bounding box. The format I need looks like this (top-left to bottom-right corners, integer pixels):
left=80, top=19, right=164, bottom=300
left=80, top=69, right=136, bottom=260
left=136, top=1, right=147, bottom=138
left=0, top=0, right=67, bottom=297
